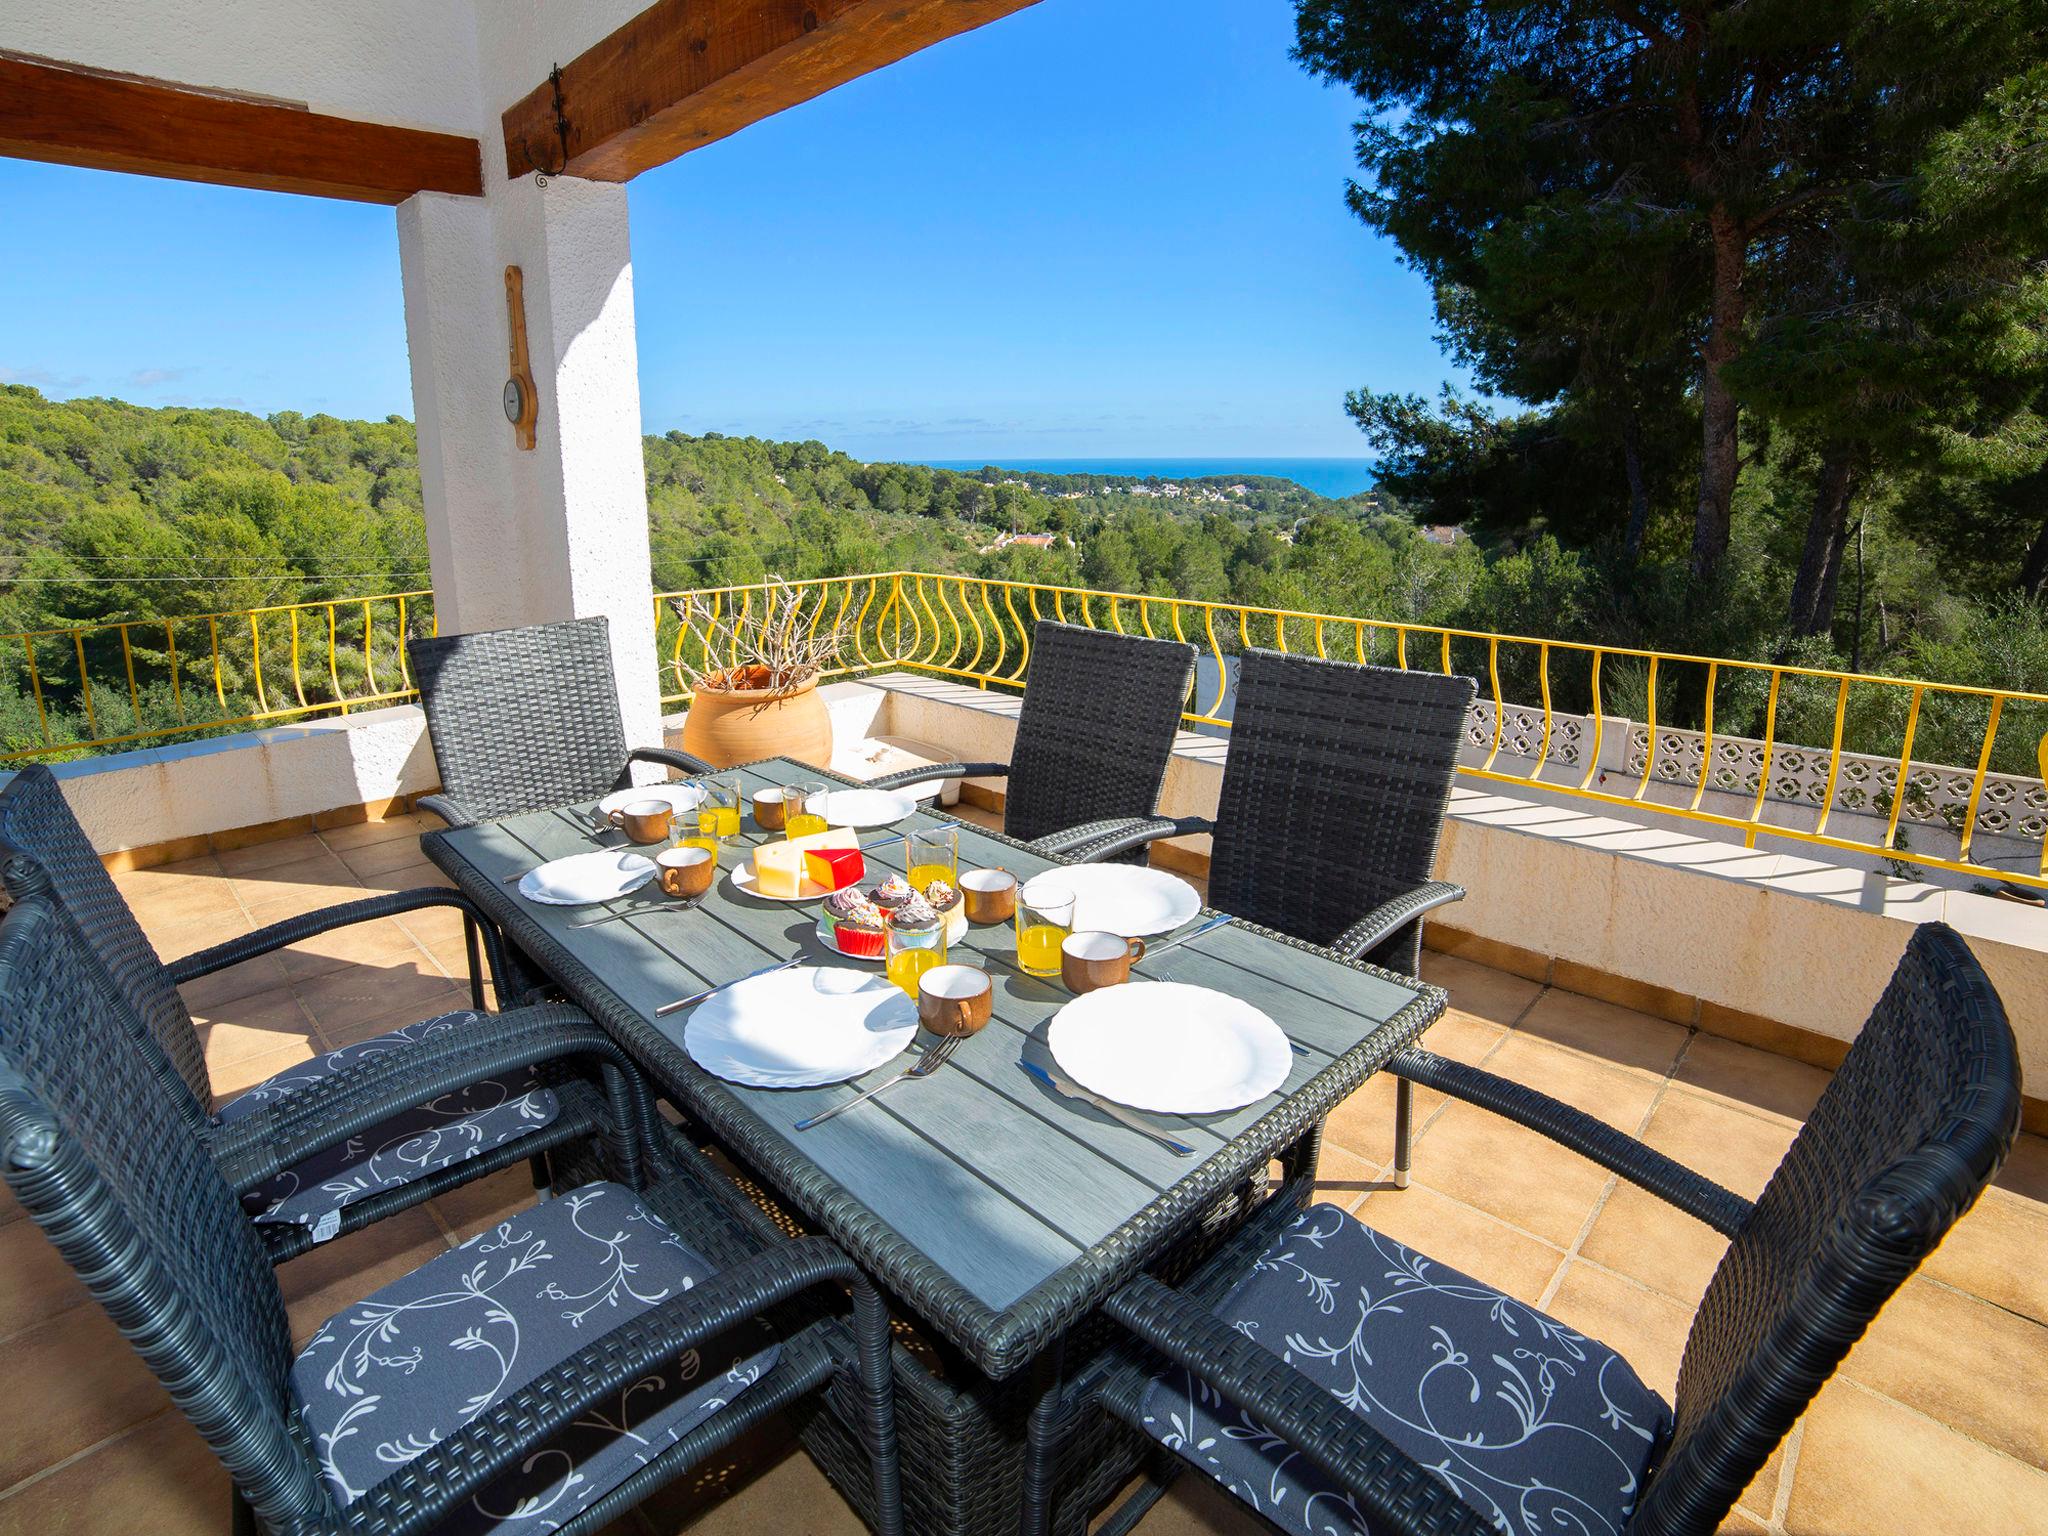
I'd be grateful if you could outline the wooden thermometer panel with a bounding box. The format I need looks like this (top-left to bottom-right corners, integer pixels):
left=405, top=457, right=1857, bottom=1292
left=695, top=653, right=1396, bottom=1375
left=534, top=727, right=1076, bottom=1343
left=503, top=265, right=539, bottom=450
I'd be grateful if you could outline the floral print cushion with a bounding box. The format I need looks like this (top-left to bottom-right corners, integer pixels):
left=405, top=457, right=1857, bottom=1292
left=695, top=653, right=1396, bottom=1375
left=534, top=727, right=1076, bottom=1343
left=293, top=1181, right=779, bottom=1533
left=1138, top=1204, right=1672, bottom=1536
left=216, top=1011, right=559, bottom=1232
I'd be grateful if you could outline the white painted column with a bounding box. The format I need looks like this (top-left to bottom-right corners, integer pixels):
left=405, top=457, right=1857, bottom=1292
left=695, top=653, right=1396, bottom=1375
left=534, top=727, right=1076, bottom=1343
left=396, top=174, right=662, bottom=748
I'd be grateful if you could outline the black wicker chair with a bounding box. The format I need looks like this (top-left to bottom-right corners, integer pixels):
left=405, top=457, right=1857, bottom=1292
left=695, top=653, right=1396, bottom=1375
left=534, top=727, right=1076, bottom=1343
left=1066, top=649, right=1477, bottom=1184
left=408, top=614, right=712, bottom=829
left=0, top=766, right=647, bottom=1265
left=864, top=621, right=1197, bottom=861
left=1027, top=921, right=2021, bottom=1536
left=0, top=880, right=903, bottom=1536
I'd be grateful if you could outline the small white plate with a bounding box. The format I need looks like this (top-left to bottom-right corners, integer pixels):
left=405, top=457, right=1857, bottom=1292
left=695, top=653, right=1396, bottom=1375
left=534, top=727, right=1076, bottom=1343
left=1049, top=982, right=1291, bottom=1114
left=731, top=861, right=857, bottom=903
left=1023, top=866, right=1201, bottom=938
left=685, top=966, right=919, bottom=1087
left=813, top=902, right=968, bottom=959
left=816, top=788, right=918, bottom=829
left=596, top=782, right=705, bottom=817
left=520, top=849, right=658, bottom=906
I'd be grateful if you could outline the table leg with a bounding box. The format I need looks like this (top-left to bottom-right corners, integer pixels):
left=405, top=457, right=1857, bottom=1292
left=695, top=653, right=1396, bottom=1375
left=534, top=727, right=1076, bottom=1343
left=1392, top=1076, right=1414, bottom=1189
left=1017, top=1343, right=1065, bottom=1536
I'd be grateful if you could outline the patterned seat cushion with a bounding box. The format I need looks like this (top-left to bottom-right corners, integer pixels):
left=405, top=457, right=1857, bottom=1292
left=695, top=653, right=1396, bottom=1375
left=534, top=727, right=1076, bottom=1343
left=294, top=1181, right=779, bottom=1534
left=216, top=1011, right=559, bottom=1233
left=1138, top=1204, right=1672, bottom=1536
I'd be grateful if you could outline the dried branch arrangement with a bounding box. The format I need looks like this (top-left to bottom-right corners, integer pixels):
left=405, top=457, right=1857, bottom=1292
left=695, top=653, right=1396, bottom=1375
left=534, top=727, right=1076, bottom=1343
left=667, top=580, right=849, bottom=695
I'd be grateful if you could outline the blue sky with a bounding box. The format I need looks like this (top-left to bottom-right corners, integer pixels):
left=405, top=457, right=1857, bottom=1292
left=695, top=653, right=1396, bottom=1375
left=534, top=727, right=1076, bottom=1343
left=1, top=1, right=1456, bottom=460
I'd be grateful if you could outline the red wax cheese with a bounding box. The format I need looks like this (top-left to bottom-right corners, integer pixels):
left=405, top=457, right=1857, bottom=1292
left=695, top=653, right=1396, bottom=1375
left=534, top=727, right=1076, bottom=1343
left=804, top=845, right=866, bottom=891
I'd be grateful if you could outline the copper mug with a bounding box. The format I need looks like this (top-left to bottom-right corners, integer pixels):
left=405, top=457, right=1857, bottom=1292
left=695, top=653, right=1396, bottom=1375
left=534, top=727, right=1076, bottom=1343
left=916, top=964, right=993, bottom=1037
left=606, top=798, right=673, bottom=844
left=958, top=867, right=1017, bottom=925
left=1061, top=930, right=1146, bottom=993
left=752, top=786, right=788, bottom=832
left=655, top=845, right=714, bottom=899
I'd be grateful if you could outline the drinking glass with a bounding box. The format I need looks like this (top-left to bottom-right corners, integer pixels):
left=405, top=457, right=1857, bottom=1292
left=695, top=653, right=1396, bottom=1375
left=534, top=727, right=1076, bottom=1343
left=905, top=826, right=958, bottom=896
left=695, top=775, right=743, bottom=839
left=885, top=912, right=948, bottom=998
left=674, top=828, right=722, bottom=866
left=1015, top=882, right=1075, bottom=978
left=784, top=780, right=831, bottom=840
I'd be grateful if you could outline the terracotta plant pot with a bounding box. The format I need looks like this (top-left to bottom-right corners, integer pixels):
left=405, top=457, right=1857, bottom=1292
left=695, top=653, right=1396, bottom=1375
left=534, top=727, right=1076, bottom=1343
left=679, top=667, right=833, bottom=770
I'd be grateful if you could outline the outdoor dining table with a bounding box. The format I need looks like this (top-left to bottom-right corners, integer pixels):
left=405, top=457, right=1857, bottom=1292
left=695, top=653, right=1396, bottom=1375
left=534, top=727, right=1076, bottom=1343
left=422, top=755, right=1446, bottom=1536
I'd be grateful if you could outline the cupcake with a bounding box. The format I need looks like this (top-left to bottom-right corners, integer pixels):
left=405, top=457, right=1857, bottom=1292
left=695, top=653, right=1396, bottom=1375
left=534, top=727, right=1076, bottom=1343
left=922, top=876, right=961, bottom=918
left=890, top=892, right=939, bottom=929
left=871, top=874, right=916, bottom=913
left=825, top=890, right=887, bottom=958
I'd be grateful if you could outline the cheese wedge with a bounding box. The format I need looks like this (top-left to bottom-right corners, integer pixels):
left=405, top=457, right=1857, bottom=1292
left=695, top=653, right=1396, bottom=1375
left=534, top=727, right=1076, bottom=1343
left=751, top=827, right=860, bottom=897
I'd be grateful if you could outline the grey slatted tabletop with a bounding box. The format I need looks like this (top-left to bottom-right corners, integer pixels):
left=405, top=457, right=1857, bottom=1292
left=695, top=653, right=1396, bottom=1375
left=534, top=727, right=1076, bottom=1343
left=424, top=756, right=1444, bottom=1379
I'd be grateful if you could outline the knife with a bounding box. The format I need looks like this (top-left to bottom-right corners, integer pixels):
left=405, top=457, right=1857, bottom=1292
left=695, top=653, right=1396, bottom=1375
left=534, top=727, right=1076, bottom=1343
left=1018, top=1060, right=1195, bottom=1157
left=1135, top=913, right=1233, bottom=964
left=654, top=954, right=802, bottom=1017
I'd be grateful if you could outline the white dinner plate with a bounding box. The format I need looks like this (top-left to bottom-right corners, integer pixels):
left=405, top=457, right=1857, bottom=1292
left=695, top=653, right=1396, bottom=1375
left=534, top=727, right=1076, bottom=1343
left=519, top=849, right=658, bottom=906
left=595, top=782, right=706, bottom=817
left=1022, top=866, right=1202, bottom=938
left=1048, top=982, right=1291, bottom=1114
left=816, top=788, right=918, bottom=829
left=730, top=860, right=860, bottom=903
left=684, top=966, right=919, bottom=1087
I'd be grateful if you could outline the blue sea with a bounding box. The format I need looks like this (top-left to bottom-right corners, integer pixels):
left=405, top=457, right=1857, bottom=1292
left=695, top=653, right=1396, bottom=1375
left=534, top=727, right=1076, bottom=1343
left=920, top=457, right=1377, bottom=500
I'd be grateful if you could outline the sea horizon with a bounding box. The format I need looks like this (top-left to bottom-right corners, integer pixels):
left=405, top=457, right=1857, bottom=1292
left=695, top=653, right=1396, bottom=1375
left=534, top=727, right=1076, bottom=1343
left=918, top=456, right=1378, bottom=500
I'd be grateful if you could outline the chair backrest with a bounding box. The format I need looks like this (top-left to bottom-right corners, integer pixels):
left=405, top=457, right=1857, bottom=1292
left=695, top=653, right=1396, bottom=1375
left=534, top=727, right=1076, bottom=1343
left=1633, top=922, right=2021, bottom=1536
left=0, top=871, right=325, bottom=1525
left=1003, top=622, right=1197, bottom=849
left=410, top=615, right=633, bottom=821
left=0, top=766, right=212, bottom=1116
left=1207, top=650, right=1475, bottom=967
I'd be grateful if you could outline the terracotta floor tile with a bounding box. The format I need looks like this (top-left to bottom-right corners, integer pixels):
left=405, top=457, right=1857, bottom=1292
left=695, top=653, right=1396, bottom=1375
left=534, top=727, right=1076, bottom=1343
left=1785, top=1379, right=2048, bottom=1536
left=420, top=936, right=492, bottom=997
left=1354, top=1182, right=1565, bottom=1305
left=279, top=1205, right=451, bottom=1348
left=109, top=852, right=222, bottom=892
left=1420, top=951, right=1543, bottom=1027
left=357, top=859, right=457, bottom=894
left=1478, top=1035, right=1665, bottom=1132
left=0, top=1181, right=23, bottom=1227
left=1321, top=1072, right=1444, bottom=1169
left=192, top=986, right=317, bottom=1071
left=176, top=950, right=290, bottom=1013
left=334, top=833, right=436, bottom=878
left=0, top=1217, right=87, bottom=1341
left=1921, top=1186, right=2048, bottom=1324
left=1541, top=1259, right=1694, bottom=1402
left=1401, top=1101, right=1611, bottom=1247
left=1307, top=1141, right=1383, bottom=1211
left=430, top=1163, right=544, bottom=1245
left=114, top=875, right=242, bottom=933
left=0, top=1410, right=225, bottom=1535
left=134, top=910, right=250, bottom=959
left=1512, top=988, right=1691, bottom=1079
left=292, top=958, right=465, bottom=1038
left=1994, top=1130, right=2048, bottom=1203
left=1672, top=1033, right=1831, bottom=1124
left=0, top=1307, right=171, bottom=1489
left=1839, top=1278, right=2048, bottom=1469
left=208, top=1038, right=317, bottom=1102
left=1577, top=1180, right=1729, bottom=1308
left=640, top=1437, right=865, bottom=1536
left=216, top=833, right=335, bottom=875
left=1637, top=1092, right=1797, bottom=1202
left=317, top=813, right=436, bottom=852
left=1409, top=1008, right=1508, bottom=1066
left=1128, top=1470, right=1265, bottom=1536
left=395, top=902, right=475, bottom=950
left=236, top=879, right=368, bottom=928
left=274, top=914, right=430, bottom=984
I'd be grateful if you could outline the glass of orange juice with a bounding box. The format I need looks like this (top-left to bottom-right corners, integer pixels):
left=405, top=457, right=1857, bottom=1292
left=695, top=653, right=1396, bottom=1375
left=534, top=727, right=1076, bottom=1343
left=784, top=781, right=830, bottom=840
left=695, top=775, right=742, bottom=839
left=1015, top=881, right=1074, bottom=978
left=905, top=826, right=958, bottom=896
left=886, top=910, right=947, bottom=998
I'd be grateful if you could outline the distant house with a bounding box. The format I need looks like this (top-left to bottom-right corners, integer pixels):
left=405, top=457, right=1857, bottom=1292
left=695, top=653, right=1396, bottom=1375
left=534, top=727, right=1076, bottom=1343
left=978, top=530, right=1064, bottom=555
left=1422, top=524, right=1465, bottom=545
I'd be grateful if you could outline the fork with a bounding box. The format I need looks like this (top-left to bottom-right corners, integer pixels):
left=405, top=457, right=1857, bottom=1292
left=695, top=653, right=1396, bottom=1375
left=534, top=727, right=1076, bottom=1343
left=793, top=1035, right=964, bottom=1131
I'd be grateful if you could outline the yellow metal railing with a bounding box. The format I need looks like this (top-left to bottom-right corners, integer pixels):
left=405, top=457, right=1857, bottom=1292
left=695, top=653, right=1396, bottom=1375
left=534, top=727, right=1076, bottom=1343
left=656, top=572, right=2048, bottom=890
left=1, top=592, right=433, bottom=764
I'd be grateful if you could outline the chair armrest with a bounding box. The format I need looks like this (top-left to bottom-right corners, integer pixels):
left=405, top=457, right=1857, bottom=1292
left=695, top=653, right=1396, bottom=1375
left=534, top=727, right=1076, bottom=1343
left=353, top=1235, right=881, bottom=1536
left=165, top=889, right=512, bottom=1002
left=210, top=1003, right=644, bottom=1189
left=1051, top=815, right=1213, bottom=863
left=866, top=760, right=1010, bottom=792
left=629, top=745, right=716, bottom=777
left=1104, top=1274, right=1497, bottom=1536
left=414, top=792, right=475, bottom=828
left=1328, top=881, right=1465, bottom=963
left=1391, top=1048, right=1754, bottom=1236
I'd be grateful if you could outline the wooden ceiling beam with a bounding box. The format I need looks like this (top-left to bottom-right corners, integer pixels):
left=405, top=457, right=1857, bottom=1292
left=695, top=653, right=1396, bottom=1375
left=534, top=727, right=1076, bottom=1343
left=501, top=0, right=1043, bottom=183
left=0, top=53, right=482, bottom=205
